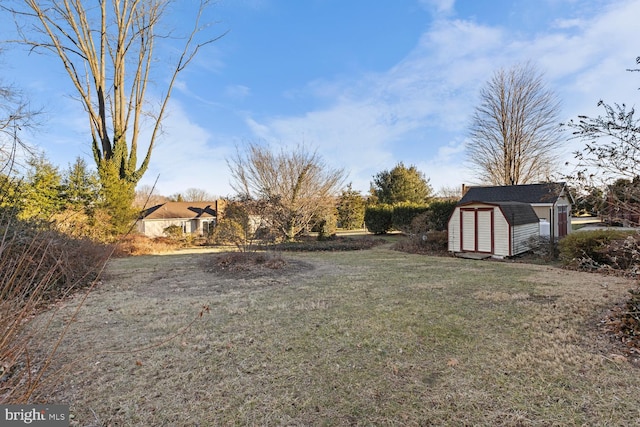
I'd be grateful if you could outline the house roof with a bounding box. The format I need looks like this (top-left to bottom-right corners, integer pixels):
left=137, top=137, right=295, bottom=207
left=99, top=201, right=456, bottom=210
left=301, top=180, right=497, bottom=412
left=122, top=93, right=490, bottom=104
left=141, top=201, right=220, bottom=220
left=459, top=182, right=567, bottom=206
left=458, top=201, right=540, bottom=226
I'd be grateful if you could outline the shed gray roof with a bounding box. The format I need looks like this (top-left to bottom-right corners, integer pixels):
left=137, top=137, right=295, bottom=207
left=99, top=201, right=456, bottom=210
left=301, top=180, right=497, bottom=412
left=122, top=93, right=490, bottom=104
left=459, top=182, right=566, bottom=205
left=458, top=201, right=539, bottom=226
left=494, top=202, right=540, bottom=226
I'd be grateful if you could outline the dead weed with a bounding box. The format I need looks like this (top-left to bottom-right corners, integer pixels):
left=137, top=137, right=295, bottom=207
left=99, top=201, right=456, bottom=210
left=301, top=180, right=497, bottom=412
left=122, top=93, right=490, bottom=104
left=202, top=251, right=313, bottom=279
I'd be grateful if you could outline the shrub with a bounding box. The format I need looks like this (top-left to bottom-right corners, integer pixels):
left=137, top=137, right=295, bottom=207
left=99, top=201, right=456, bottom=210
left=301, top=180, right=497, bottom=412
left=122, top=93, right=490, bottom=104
left=364, top=205, right=393, bottom=234
left=594, top=234, right=640, bottom=274
left=392, top=230, right=449, bottom=254
left=113, top=234, right=181, bottom=256
left=210, top=219, right=248, bottom=251
left=425, top=200, right=458, bottom=231
left=1, top=217, right=111, bottom=403
left=274, top=236, right=385, bottom=251
left=607, top=287, right=640, bottom=351
left=391, top=203, right=429, bottom=233
left=559, top=229, right=635, bottom=268
left=163, top=224, right=184, bottom=239
left=311, top=212, right=337, bottom=240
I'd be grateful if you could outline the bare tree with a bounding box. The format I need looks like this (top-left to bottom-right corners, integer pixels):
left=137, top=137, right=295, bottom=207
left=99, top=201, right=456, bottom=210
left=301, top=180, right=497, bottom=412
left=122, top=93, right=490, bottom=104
left=467, top=61, right=563, bottom=185
left=228, top=143, right=346, bottom=241
left=0, top=79, right=39, bottom=175
left=436, top=185, right=462, bottom=200
left=5, top=0, right=223, bottom=230
left=565, top=56, right=640, bottom=224
left=181, top=187, right=215, bottom=202
left=133, top=184, right=168, bottom=208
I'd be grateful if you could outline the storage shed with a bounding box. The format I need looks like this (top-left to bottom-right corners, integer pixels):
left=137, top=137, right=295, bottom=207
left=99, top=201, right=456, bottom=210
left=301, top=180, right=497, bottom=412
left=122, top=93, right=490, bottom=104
left=448, top=201, right=540, bottom=258
left=459, top=182, right=572, bottom=239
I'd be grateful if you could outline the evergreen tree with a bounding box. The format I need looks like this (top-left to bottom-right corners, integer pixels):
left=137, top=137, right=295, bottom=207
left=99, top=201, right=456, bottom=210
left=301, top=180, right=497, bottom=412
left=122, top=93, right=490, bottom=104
left=0, top=173, right=22, bottom=219
left=371, top=163, right=432, bottom=205
left=336, top=184, right=366, bottom=229
left=19, top=155, right=62, bottom=221
left=99, top=162, right=138, bottom=236
left=61, top=157, right=100, bottom=210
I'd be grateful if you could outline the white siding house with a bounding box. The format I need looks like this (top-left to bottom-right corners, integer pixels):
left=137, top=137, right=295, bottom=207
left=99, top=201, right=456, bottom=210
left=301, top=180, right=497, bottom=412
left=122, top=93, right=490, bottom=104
left=448, top=201, right=540, bottom=258
left=137, top=201, right=226, bottom=238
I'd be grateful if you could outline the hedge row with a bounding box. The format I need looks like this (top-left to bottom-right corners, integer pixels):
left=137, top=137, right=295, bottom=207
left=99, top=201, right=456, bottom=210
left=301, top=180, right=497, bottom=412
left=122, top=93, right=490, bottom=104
left=364, top=200, right=457, bottom=234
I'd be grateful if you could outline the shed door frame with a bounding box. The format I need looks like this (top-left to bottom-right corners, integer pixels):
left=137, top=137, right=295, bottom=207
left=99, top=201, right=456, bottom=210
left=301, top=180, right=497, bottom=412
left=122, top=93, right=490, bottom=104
left=557, top=205, right=568, bottom=238
left=460, top=207, right=494, bottom=253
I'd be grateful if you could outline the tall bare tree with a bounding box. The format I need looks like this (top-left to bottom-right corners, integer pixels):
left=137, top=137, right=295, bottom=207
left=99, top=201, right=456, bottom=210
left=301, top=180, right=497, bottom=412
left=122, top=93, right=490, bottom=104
left=6, top=0, right=222, bottom=232
left=228, top=143, right=346, bottom=241
left=467, top=62, right=563, bottom=185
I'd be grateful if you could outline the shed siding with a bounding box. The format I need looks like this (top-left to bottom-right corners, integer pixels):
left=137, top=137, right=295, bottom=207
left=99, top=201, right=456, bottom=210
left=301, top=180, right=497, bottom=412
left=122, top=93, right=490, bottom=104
left=448, top=210, right=460, bottom=252
left=493, top=211, right=510, bottom=257
left=512, top=222, right=539, bottom=255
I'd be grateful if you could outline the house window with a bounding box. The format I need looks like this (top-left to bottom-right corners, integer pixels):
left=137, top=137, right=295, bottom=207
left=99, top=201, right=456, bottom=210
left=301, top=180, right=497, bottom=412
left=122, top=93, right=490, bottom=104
left=181, top=221, right=189, bottom=234
left=202, top=219, right=216, bottom=235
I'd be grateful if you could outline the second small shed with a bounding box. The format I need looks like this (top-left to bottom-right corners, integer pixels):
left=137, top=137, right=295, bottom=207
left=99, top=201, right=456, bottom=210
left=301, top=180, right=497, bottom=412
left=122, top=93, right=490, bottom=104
left=448, top=201, right=540, bottom=258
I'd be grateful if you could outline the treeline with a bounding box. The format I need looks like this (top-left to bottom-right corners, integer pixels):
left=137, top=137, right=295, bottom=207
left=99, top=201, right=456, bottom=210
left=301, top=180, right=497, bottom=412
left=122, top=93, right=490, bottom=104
left=1, top=155, right=128, bottom=241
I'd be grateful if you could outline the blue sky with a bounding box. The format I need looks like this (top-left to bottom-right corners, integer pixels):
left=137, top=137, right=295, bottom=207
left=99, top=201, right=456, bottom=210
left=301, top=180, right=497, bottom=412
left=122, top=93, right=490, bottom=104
left=1, top=0, right=639, bottom=197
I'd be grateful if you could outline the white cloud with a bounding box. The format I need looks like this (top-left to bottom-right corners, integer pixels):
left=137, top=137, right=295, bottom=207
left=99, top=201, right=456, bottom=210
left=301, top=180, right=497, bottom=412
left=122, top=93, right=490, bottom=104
left=237, top=0, right=640, bottom=194
left=551, top=18, right=583, bottom=29
left=137, top=100, right=234, bottom=197
left=419, top=0, right=456, bottom=16
left=225, top=84, right=251, bottom=99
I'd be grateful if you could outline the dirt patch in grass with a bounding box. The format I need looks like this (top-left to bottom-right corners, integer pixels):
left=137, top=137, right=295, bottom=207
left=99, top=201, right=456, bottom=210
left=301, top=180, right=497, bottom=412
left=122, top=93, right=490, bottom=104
left=201, top=251, right=314, bottom=280
left=29, top=247, right=640, bottom=425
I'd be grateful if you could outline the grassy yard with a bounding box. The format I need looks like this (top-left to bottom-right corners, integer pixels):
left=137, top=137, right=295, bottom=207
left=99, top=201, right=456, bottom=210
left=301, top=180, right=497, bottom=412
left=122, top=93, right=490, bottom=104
left=35, top=244, right=639, bottom=426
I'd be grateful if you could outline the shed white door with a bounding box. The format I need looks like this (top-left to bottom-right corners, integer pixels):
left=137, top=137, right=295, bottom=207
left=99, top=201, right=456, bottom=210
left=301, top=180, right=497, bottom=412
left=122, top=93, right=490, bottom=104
left=477, top=209, right=493, bottom=252
left=460, top=207, right=494, bottom=253
left=461, top=209, right=476, bottom=252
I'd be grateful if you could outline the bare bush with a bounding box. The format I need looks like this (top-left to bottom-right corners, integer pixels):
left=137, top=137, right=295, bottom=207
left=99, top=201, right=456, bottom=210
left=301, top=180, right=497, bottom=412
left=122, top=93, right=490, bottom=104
left=113, top=234, right=182, bottom=257
left=527, top=235, right=559, bottom=261
left=228, top=143, right=345, bottom=241
left=392, top=230, right=449, bottom=254
left=1, top=217, right=110, bottom=403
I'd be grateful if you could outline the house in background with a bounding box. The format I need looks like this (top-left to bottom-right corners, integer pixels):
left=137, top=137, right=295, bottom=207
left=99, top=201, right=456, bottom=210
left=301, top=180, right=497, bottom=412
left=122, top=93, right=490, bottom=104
left=448, top=201, right=540, bottom=258
left=137, top=200, right=227, bottom=238
left=458, top=182, right=573, bottom=239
